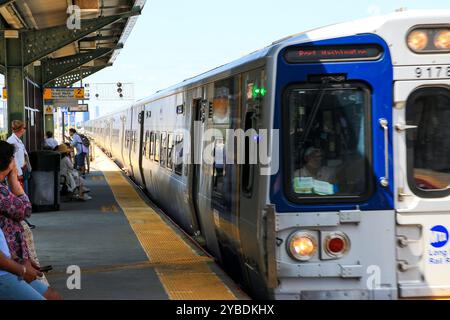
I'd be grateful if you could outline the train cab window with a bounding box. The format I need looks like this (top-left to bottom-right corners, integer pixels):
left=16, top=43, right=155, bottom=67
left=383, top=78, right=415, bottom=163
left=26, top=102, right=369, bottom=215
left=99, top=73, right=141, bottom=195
left=154, top=132, right=160, bottom=162
left=174, top=134, right=184, bottom=176
left=284, top=83, right=372, bottom=202
left=167, top=133, right=174, bottom=170
left=406, top=87, right=450, bottom=197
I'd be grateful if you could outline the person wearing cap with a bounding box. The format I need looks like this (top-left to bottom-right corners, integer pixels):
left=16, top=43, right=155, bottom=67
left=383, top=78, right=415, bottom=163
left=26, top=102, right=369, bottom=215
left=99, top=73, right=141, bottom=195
left=6, top=120, right=31, bottom=192
left=295, top=147, right=335, bottom=183
left=57, top=144, right=91, bottom=201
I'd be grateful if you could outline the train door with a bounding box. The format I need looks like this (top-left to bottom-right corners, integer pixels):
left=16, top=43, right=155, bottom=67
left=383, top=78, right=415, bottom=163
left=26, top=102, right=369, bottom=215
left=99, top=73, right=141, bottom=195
left=119, top=113, right=126, bottom=167
left=210, top=76, right=244, bottom=281
left=129, top=106, right=146, bottom=186
left=137, top=110, right=147, bottom=188
left=191, top=98, right=204, bottom=233
left=238, top=69, right=267, bottom=296
left=124, top=107, right=133, bottom=174
left=394, top=79, right=450, bottom=298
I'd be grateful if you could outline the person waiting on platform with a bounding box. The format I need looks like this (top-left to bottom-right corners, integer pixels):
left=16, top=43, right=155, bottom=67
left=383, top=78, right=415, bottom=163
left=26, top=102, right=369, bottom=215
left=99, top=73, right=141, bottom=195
left=0, top=141, right=61, bottom=300
left=7, top=120, right=31, bottom=192
left=43, top=131, right=59, bottom=150
left=57, top=144, right=91, bottom=201
left=69, top=128, right=88, bottom=177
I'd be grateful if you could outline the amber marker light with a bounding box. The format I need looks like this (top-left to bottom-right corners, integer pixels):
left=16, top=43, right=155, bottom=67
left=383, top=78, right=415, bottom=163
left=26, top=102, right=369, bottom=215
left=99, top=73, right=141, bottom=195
left=434, top=30, right=450, bottom=50
left=407, top=30, right=428, bottom=52
left=287, top=231, right=317, bottom=261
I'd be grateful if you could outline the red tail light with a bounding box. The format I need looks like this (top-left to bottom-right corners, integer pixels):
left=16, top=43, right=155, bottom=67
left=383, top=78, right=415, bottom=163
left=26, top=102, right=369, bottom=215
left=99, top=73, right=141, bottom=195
left=324, top=233, right=349, bottom=257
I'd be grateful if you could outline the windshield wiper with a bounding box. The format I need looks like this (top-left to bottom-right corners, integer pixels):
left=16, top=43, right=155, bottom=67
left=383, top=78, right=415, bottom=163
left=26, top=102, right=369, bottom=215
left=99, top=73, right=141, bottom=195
left=297, top=76, right=346, bottom=164
left=299, top=78, right=329, bottom=146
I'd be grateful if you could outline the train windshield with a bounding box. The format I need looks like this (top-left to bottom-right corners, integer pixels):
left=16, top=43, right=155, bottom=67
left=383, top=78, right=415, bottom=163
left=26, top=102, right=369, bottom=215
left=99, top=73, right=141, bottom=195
left=284, top=83, right=372, bottom=202
left=406, top=87, right=450, bottom=197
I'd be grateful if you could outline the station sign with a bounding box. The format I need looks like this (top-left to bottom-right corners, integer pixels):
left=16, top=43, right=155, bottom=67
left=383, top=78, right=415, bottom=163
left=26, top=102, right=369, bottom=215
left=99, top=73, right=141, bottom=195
left=43, top=87, right=85, bottom=100
left=68, top=104, right=89, bottom=112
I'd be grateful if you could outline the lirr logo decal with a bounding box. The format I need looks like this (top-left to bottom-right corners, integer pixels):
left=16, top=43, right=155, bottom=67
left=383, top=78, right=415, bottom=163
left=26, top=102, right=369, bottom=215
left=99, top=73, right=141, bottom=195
left=428, top=225, right=450, bottom=265
left=430, top=225, right=449, bottom=248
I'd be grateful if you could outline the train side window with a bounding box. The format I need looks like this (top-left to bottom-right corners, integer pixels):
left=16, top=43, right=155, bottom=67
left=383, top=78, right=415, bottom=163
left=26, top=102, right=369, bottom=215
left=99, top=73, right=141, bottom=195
left=213, top=138, right=226, bottom=192
left=125, top=130, right=129, bottom=148
left=149, top=132, right=155, bottom=160
left=144, top=131, right=149, bottom=158
left=242, top=111, right=256, bottom=197
left=160, top=132, right=167, bottom=167
left=154, top=132, right=161, bottom=162
left=174, top=134, right=184, bottom=176
left=406, top=87, right=450, bottom=198
left=132, top=131, right=136, bottom=152
left=167, top=133, right=174, bottom=170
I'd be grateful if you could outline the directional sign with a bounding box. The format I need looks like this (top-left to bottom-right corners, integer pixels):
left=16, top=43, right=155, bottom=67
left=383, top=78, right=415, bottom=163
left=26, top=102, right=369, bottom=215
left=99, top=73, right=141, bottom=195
left=44, top=87, right=85, bottom=100
left=68, top=104, right=89, bottom=112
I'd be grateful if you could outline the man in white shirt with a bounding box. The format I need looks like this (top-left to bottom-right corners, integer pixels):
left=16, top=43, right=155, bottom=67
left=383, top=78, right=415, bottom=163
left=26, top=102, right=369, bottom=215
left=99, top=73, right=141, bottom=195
left=69, top=128, right=89, bottom=176
left=6, top=120, right=30, bottom=186
left=44, top=131, right=59, bottom=150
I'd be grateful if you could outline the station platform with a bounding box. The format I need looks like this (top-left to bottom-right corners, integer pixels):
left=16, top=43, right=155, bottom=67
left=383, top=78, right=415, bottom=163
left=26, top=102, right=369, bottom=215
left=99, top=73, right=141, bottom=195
left=30, top=147, right=248, bottom=300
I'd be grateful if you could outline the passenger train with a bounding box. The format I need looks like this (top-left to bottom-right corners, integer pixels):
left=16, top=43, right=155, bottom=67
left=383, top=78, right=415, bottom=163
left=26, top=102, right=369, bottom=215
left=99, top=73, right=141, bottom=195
left=85, top=10, right=450, bottom=299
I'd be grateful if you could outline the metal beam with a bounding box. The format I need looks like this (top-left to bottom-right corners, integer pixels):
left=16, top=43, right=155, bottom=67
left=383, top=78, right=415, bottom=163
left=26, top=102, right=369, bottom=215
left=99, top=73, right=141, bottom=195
left=42, top=47, right=114, bottom=85
left=5, top=37, right=25, bottom=134
left=22, top=10, right=140, bottom=66
left=80, top=35, right=120, bottom=42
left=0, top=34, right=4, bottom=73
left=48, top=64, right=111, bottom=88
left=0, top=0, right=15, bottom=8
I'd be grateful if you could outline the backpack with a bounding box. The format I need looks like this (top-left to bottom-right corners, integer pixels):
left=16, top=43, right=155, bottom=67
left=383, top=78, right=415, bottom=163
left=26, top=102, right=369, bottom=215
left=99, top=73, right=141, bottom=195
left=79, top=134, right=90, bottom=148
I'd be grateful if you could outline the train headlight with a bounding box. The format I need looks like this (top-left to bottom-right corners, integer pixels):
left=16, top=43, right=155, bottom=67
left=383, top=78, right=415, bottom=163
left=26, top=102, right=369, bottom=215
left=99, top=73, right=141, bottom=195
left=287, top=231, right=317, bottom=261
left=434, top=30, right=450, bottom=50
left=407, top=30, right=428, bottom=52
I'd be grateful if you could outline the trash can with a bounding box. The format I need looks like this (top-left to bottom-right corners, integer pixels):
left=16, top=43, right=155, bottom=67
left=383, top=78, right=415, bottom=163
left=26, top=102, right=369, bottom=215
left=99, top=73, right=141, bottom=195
left=29, top=150, right=60, bottom=212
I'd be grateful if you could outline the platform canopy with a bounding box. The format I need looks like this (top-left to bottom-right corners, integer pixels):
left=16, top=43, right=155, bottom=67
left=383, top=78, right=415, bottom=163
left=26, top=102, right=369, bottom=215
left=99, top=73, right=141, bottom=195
left=0, top=0, right=145, bottom=87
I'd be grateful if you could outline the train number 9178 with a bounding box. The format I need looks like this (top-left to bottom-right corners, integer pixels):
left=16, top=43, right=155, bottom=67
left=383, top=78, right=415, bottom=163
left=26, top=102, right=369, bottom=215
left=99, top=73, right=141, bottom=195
left=415, top=66, right=450, bottom=79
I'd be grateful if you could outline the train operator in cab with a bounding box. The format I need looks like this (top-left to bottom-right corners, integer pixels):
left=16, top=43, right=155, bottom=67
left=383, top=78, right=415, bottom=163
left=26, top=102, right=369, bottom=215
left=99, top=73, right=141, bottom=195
left=293, top=147, right=337, bottom=195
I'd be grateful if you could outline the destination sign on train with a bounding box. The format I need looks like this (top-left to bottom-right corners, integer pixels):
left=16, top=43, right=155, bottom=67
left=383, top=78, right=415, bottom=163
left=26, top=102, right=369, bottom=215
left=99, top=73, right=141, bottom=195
left=284, top=45, right=383, bottom=63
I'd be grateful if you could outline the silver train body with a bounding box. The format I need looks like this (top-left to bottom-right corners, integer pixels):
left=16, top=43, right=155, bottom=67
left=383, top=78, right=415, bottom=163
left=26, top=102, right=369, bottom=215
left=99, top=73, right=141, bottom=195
left=85, top=11, right=450, bottom=299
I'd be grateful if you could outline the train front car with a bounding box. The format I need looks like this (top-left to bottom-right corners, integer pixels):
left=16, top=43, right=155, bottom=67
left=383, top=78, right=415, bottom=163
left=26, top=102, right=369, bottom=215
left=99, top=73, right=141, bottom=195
left=266, top=11, right=450, bottom=300
left=389, top=13, right=450, bottom=298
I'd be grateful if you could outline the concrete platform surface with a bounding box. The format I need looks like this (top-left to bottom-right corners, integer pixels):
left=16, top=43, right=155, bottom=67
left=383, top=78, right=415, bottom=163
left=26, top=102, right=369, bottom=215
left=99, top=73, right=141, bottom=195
left=31, top=148, right=248, bottom=300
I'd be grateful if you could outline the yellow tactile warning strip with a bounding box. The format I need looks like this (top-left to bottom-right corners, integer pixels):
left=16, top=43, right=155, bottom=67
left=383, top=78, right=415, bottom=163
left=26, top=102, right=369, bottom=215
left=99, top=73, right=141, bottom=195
left=93, top=149, right=237, bottom=300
